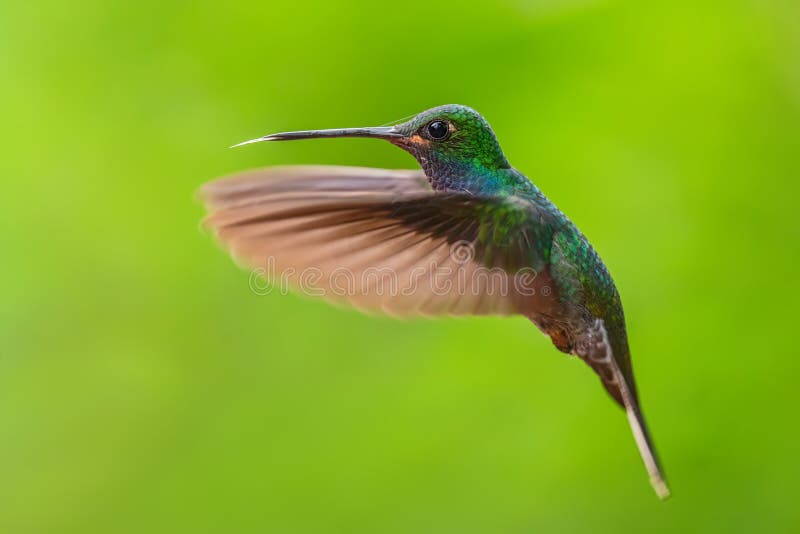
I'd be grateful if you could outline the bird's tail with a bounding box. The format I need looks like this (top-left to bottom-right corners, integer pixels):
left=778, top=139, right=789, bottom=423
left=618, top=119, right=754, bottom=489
left=585, top=318, right=670, bottom=500
left=625, top=398, right=670, bottom=499
left=611, top=362, right=670, bottom=500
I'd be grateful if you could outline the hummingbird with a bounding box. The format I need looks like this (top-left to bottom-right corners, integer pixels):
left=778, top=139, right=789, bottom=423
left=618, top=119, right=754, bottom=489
left=200, top=104, right=669, bottom=499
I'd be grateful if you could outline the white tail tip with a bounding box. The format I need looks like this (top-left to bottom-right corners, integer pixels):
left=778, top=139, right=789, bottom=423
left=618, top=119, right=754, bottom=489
left=651, top=476, right=671, bottom=500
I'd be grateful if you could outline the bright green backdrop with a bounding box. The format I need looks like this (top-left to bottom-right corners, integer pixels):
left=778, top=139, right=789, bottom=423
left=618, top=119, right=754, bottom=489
left=2, top=0, right=799, bottom=532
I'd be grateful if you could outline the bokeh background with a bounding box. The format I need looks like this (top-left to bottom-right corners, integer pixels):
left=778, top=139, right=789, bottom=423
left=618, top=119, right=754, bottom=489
left=2, top=0, right=799, bottom=532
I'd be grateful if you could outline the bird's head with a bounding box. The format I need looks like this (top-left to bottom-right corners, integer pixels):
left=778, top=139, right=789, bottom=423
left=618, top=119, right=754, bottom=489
left=233, top=104, right=511, bottom=192
left=386, top=105, right=510, bottom=182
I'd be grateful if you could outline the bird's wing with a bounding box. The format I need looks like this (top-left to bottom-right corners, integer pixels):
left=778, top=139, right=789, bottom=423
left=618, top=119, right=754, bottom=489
left=200, top=165, right=552, bottom=317
left=574, top=319, right=670, bottom=499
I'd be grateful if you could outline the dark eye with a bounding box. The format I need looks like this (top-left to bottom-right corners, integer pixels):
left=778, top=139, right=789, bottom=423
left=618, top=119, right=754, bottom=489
left=425, top=120, right=450, bottom=140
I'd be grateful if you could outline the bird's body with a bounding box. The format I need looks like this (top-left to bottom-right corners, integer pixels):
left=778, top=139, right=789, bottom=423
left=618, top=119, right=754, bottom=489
left=201, top=104, right=669, bottom=498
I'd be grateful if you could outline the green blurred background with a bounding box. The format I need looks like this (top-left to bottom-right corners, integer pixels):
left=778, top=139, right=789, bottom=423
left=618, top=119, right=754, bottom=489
left=2, top=0, right=799, bottom=532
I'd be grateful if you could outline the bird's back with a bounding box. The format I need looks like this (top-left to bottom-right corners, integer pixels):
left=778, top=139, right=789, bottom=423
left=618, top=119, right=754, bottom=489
left=519, top=185, right=639, bottom=405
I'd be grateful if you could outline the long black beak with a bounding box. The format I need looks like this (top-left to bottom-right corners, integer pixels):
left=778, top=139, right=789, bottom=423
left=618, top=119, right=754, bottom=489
left=231, top=126, right=404, bottom=148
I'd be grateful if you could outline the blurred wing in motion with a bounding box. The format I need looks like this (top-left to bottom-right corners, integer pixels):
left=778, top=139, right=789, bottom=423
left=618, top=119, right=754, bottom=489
left=200, top=166, right=552, bottom=316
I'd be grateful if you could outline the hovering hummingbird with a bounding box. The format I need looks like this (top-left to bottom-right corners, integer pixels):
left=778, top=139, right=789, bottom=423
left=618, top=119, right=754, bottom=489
left=200, top=104, right=669, bottom=499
